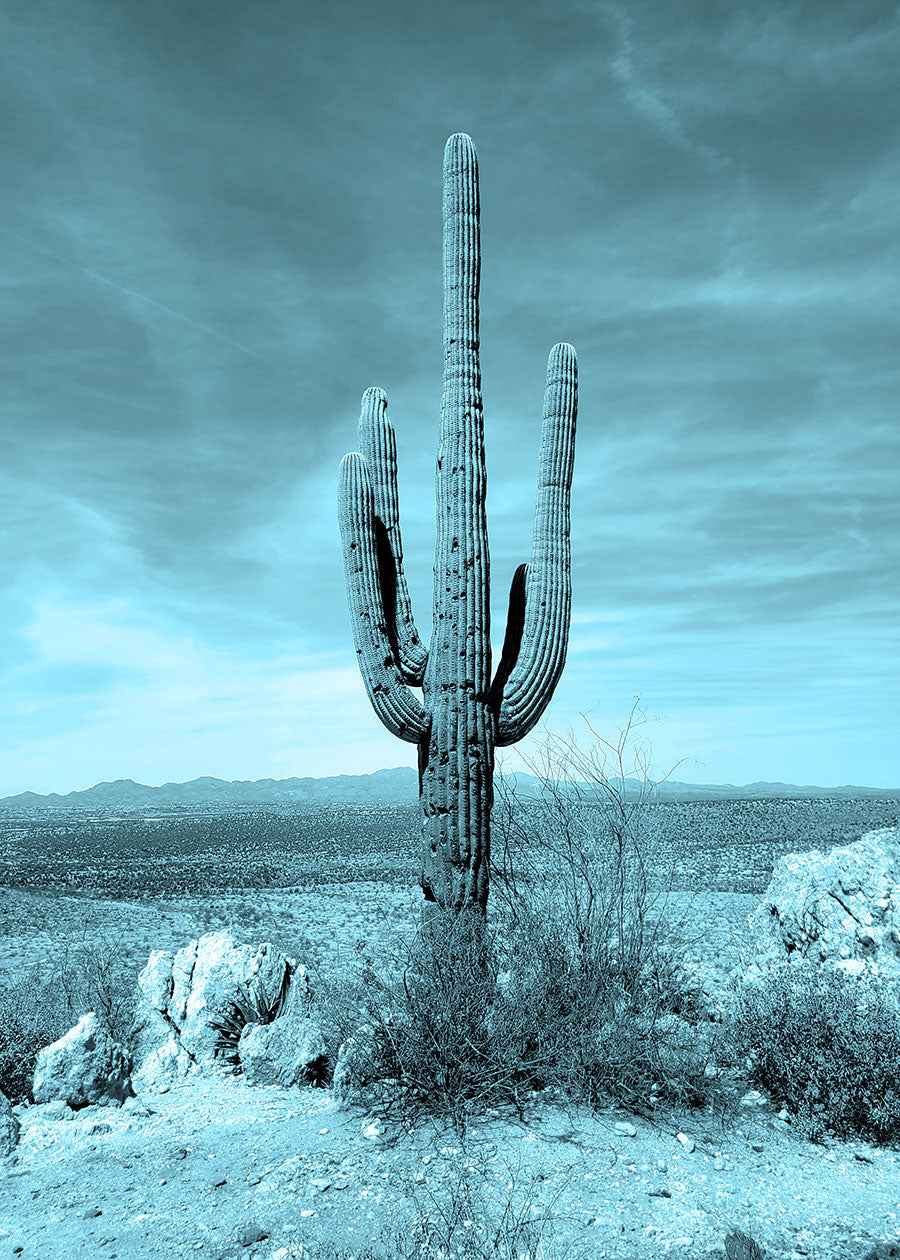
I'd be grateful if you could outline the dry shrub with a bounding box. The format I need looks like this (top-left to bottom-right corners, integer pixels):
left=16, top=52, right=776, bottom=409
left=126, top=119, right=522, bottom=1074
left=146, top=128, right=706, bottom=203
left=0, top=962, right=74, bottom=1103
left=0, top=926, right=137, bottom=1103
left=274, top=1142, right=571, bottom=1259
left=725, top=959, right=900, bottom=1146
left=315, top=708, right=737, bottom=1135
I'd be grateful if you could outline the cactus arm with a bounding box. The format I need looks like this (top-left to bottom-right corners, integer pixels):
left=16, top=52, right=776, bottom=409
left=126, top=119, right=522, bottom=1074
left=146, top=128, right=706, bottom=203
left=494, top=342, right=577, bottom=748
left=338, top=451, right=430, bottom=743
left=358, top=387, right=428, bottom=685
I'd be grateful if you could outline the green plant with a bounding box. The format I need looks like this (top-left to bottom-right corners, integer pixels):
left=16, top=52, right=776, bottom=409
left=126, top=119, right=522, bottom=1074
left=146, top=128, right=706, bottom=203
left=492, top=897, right=732, bottom=1119
left=209, top=965, right=294, bottom=1072
left=725, top=959, right=900, bottom=1145
left=339, top=132, right=577, bottom=916
left=315, top=892, right=734, bottom=1137
left=316, top=908, right=544, bottom=1136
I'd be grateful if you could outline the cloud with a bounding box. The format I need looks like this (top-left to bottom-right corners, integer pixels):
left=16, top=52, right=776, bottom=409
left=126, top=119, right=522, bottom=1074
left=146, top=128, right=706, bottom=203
left=1, top=0, right=897, bottom=791
left=1, top=593, right=406, bottom=794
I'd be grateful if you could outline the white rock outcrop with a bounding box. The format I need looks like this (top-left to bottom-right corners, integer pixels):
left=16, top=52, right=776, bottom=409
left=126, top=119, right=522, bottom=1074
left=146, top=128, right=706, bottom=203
left=130, top=930, right=308, bottom=1090
left=32, top=1013, right=133, bottom=1108
left=739, top=828, right=900, bottom=990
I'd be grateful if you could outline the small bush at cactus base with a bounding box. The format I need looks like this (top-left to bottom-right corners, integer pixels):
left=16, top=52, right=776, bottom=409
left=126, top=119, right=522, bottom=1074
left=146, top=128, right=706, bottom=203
left=725, top=958, right=900, bottom=1145
left=315, top=894, right=736, bottom=1138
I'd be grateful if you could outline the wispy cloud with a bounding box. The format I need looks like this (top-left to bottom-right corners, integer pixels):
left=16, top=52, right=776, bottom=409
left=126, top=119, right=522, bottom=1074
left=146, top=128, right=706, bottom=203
left=1, top=0, right=897, bottom=792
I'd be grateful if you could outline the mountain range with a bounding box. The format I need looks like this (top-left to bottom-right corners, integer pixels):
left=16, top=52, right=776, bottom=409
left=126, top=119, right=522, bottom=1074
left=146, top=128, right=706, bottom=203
left=1, top=768, right=897, bottom=810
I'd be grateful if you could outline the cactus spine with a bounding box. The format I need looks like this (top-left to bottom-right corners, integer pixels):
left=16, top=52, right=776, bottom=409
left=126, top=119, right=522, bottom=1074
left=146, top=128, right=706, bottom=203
left=338, top=134, right=577, bottom=916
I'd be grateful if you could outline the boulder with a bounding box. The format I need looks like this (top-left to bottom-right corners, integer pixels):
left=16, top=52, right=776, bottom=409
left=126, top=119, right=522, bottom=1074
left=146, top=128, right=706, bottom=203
left=331, top=1026, right=371, bottom=1105
left=33, top=1013, right=133, bottom=1109
left=131, top=930, right=309, bottom=1091
left=332, top=1022, right=386, bottom=1105
left=238, top=1013, right=328, bottom=1087
left=739, top=828, right=900, bottom=992
left=0, top=1089, right=19, bottom=1157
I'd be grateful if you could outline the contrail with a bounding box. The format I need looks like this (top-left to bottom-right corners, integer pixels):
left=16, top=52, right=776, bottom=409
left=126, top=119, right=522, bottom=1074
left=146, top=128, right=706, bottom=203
left=5, top=230, right=263, bottom=360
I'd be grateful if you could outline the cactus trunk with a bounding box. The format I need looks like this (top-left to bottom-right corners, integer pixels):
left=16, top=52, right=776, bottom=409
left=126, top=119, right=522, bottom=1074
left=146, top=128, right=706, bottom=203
left=338, top=134, right=577, bottom=918
left=420, top=135, right=493, bottom=913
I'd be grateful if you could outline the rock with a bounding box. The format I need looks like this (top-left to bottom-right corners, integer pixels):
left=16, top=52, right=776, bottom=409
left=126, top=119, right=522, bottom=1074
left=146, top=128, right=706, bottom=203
left=33, top=1013, right=133, bottom=1109
left=122, top=1095, right=153, bottom=1117
left=667, top=954, right=740, bottom=1022
left=238, top=1013, right=328, bottom=1087
left=331, top=1021, right=392, bottom=1105
left=740, top=1090, right=770, bottom=1108
left=238, top=1223, right=269, bottom=1247
left=130, top=930, right=309, bottom=1090
left=614, top=1121, right=637, bottom=1136
left=36, top=1099, right=74, bottom=1121
left=725, top=1230, right=765, bottom=1260
left=0, top=1090, right=20, bottom=1157
left=739, top=829, right=900, bottom=993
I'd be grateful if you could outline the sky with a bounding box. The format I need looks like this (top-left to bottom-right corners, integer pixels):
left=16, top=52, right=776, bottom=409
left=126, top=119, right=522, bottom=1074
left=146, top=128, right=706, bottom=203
left=2, top=0, right=898, bottom=795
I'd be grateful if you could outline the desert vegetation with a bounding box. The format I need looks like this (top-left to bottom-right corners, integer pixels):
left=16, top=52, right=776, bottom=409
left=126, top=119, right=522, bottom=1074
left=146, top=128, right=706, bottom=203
left=1, top=794, right=895, bottom=902
left=2, top=726, right=900, bottom=1257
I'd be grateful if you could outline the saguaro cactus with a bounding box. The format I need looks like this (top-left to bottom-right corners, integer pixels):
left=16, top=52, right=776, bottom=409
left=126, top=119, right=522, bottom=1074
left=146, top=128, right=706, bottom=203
left=338, top=133, right=577, bottom=916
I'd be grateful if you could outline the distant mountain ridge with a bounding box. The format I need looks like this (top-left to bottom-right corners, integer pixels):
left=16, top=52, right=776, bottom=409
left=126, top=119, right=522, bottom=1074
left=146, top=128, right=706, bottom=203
left=1, top=768, right=897, bottom=810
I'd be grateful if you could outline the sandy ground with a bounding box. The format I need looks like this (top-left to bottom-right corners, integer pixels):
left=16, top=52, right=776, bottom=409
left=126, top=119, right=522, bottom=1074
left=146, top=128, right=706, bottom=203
left=2, top=1074, right=898, bottom=1260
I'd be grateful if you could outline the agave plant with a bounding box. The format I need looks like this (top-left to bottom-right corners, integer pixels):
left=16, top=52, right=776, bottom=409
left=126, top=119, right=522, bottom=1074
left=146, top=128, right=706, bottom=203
left=209, top=964, right=294, bottom=1072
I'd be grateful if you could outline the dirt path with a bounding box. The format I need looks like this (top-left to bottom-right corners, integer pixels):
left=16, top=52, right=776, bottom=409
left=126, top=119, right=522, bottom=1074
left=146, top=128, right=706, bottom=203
left=2, top=1076, right=897, bottom=1260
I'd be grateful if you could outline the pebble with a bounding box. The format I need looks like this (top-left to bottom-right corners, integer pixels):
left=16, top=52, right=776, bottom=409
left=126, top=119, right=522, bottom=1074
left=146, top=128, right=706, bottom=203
left=238, top=1224, right=268, bottom=1247
left=740, top=1090, right=768, bottom=1107
left=614, top=1121, right=637, bottom=1137
left=676, top=1134, right=695, bottom=1153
